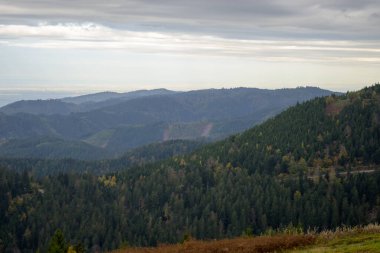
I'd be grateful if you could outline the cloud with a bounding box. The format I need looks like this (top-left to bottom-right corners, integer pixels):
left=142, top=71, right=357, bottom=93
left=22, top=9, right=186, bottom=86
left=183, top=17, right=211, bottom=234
left=0, top=0, right=379, bottom=40
left=0, top=1, right=379, bottom=63
left=0, top=1, right=379, bottom=92
left=0, top=22, right=379, bottom=64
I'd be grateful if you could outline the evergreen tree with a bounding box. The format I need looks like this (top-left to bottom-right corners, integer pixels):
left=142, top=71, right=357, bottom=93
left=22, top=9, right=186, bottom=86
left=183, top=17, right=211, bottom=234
left=48, top=229, right=66, bottom=253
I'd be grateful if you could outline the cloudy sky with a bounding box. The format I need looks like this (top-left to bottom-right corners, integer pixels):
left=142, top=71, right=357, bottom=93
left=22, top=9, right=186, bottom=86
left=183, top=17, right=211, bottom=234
left=0, top=0, right=379, bottom=93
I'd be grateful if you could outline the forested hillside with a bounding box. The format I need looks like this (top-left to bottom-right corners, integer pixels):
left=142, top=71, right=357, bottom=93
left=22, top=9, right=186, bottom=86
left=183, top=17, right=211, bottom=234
left=0, top=85, right=379, bottom=253
left=200, top=85, right=380, bottom=175
left=0, top=139, right=203, bottom=177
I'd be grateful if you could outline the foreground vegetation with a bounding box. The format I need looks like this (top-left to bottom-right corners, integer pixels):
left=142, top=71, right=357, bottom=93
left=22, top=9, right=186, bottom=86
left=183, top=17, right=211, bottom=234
left=113, top=235, right=315, bottom=253
left=293, top=224, right=380, bottom=252
left=111, top=224, right=380, bottom=253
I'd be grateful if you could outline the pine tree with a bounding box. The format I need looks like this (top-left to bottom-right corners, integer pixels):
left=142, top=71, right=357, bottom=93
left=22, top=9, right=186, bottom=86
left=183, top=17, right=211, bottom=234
left=48, top=229, right=66, bottom=253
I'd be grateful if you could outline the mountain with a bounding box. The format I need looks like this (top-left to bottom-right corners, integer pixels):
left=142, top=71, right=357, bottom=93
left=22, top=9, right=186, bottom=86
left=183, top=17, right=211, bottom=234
left=0, top=85, right=379, bottom=252
left=61, top=91, right=123, bottom=104
left=61, top=88, right=176, bottom=105
left=0, top=87, right=337, bottom=159
left=0, top=99, right=78, bottom=115
left=0, top=89, right=177, bottom=116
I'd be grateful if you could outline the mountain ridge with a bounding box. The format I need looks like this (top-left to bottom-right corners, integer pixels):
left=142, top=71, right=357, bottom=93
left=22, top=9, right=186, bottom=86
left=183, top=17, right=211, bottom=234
left=0, top=86, right=338, bottom=160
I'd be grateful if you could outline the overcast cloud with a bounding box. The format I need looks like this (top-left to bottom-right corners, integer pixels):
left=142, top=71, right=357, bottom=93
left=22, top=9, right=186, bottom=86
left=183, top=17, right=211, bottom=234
left=0, top=0, right=379, bottom=92
left=1, top=0, right=380, bottom=39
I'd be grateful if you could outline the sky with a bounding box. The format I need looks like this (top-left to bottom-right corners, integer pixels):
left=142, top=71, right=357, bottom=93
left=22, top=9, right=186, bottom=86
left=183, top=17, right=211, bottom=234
left=0, top=0, right=379, bottom=94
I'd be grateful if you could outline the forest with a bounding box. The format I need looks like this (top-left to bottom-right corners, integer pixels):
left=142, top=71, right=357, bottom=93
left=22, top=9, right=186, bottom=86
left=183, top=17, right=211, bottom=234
left=1, top=84, right=380, bottom=252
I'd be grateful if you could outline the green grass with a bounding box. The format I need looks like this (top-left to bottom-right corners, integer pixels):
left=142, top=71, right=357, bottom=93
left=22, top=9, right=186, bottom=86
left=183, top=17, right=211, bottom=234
left=291, top=233, right=380, bottom=252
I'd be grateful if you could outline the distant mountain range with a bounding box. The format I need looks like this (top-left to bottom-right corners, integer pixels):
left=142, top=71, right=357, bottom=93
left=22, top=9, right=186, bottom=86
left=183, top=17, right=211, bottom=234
left=0, top=89, right=177, bottom=115
left=0, top=86, right=338, bottom=159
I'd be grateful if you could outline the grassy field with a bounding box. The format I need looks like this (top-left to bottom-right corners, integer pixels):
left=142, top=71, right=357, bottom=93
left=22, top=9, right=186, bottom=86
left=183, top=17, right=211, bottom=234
left=112, top=224, right=380, bottom=253
left=293, top=224, right=380, bottom=253
left=293, top=233, right=380, bottom=252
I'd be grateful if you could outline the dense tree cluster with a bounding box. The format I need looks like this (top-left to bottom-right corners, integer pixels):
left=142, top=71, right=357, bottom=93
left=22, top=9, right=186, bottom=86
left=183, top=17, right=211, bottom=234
left=1, top=166, right=380, bottom=252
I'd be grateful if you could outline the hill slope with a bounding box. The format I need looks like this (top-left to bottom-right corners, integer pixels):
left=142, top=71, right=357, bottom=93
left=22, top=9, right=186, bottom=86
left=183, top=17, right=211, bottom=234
left=198, top=85, right=380, bottom=176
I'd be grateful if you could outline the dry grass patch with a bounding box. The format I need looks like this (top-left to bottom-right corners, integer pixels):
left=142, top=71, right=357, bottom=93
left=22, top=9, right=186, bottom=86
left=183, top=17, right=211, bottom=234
left=112, top=234, right=316, bottom=253
left=112, top=224, right=380, bottom=253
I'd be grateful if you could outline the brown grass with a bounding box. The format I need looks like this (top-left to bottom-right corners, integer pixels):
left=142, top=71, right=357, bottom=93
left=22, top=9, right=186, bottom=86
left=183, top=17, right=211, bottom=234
left=111, top=234, right=316, bottom=253
left=111, top=224, right=380, bottom=253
